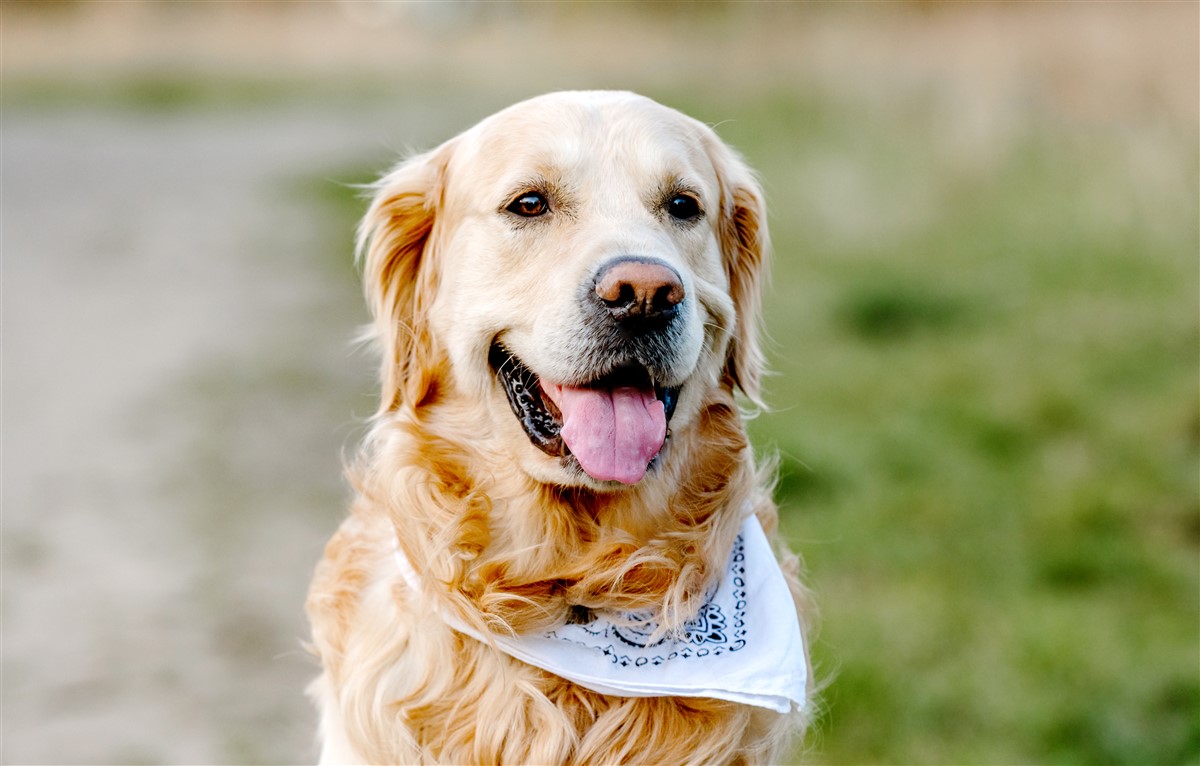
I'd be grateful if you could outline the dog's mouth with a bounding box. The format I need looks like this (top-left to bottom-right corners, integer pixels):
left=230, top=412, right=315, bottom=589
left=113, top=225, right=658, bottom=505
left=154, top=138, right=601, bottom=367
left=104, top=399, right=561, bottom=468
left=488, top=343, right=680, bottom=485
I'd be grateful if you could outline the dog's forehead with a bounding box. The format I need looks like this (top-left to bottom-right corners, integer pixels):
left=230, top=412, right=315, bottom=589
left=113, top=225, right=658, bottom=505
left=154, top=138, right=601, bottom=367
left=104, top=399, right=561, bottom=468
left=450, top=93, right=717, bottom=195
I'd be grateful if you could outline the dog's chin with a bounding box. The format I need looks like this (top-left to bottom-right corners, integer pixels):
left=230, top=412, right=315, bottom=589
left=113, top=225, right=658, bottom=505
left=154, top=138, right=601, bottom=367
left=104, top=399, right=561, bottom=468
left=517, top=451, right=644, bottom=493
left=488, top=343, right=682, bottom=488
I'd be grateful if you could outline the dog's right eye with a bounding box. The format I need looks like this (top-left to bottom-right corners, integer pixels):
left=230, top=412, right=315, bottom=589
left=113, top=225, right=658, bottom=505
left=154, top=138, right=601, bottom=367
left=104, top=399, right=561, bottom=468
left=506, top=192, right=550, bottom=218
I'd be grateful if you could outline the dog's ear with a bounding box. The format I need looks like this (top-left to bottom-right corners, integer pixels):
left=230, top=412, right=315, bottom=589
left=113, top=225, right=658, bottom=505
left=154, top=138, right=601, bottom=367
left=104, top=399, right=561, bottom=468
left=709, top=137, right=769, bottom=407
left=357, top=142, right=455, bottom=413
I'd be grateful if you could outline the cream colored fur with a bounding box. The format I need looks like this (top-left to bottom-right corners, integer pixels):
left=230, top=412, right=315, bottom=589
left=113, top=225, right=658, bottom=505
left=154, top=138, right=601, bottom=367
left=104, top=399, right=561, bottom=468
left=307, top=91, right=812, bottom=765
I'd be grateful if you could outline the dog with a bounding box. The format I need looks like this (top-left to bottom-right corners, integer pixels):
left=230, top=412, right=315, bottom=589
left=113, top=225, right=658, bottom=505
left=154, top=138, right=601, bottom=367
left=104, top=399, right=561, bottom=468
left=307, top=91, right=812, bottom=765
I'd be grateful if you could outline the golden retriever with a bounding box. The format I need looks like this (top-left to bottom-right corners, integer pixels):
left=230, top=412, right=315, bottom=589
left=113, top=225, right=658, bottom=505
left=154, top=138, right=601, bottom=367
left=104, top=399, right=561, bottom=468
left=307, top=91, right=812, bottom=765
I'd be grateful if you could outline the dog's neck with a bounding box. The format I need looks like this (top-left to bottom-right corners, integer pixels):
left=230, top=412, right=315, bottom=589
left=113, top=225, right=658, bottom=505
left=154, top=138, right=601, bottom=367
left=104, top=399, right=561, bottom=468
left=365, top=388, right=756, bottom=638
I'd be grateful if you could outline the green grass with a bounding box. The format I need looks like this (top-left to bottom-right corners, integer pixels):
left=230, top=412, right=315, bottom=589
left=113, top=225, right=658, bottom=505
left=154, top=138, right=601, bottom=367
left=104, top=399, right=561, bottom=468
left=0, top=72, right=404, bottom=114
left=723, top=93, right=1199, bottom=763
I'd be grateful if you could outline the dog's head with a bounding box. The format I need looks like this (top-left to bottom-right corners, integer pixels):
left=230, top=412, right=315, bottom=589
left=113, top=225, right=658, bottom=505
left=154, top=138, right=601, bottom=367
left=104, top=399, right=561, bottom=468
left=359, top=91, right=768, bottom=490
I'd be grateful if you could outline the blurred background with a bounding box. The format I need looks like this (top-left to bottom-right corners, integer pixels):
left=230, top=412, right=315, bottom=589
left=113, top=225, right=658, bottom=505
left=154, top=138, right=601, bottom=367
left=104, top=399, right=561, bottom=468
left=3, top=2, right=1197, bottom=764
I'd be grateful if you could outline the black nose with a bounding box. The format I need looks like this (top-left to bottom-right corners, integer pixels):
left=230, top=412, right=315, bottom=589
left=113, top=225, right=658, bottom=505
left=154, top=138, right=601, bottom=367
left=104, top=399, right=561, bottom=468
left=594, top=257, right=685, bottom=323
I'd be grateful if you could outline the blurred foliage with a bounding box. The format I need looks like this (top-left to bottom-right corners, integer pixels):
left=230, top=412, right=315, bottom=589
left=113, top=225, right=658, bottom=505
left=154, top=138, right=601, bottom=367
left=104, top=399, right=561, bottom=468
left=720, top=89, right=1198, bottom=764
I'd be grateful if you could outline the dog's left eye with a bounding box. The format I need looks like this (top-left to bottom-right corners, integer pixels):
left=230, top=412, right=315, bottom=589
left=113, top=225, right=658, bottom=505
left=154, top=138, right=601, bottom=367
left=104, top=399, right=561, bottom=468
left=666, top=194, right=702, bottom=221
left=507, top=192, right=550, bottom=218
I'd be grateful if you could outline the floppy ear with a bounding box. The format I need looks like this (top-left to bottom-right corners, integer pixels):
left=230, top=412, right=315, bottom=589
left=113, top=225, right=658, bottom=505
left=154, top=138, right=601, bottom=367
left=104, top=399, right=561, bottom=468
left=357, top=143, right=454, bottom=413
left=710, top=139, right=770, bottom=407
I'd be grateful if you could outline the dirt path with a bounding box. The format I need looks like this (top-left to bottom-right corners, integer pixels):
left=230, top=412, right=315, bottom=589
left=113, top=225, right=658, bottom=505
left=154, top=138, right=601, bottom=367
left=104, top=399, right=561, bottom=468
left=2, top=103, right=418, bottom=764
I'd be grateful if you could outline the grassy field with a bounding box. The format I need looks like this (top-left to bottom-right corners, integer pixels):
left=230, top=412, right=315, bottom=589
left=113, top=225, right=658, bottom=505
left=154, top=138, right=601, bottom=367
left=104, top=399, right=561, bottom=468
left=6, top=3, right=1196, bottom=763
left=724, top=93, right=1200, bottom=763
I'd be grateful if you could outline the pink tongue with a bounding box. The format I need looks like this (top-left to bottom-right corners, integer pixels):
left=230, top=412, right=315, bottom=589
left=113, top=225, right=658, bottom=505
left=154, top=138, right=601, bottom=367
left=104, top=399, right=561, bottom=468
left=544, top=384, right=666, bottom=485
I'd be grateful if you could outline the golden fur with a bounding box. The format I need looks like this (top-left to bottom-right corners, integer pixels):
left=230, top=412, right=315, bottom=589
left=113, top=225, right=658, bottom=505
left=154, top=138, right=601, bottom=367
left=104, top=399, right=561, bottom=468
left=307, top=91, right=812, bottom=765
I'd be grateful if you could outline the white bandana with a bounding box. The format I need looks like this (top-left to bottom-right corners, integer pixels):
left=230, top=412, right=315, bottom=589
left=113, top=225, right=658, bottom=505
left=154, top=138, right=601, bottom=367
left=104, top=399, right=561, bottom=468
left=394, top=515, right=808, bottom=714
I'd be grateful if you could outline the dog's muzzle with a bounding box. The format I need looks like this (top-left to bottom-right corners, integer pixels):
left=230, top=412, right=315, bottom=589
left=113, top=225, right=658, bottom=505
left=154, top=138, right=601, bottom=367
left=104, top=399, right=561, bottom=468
left=488, top=256, right=694, bottom=485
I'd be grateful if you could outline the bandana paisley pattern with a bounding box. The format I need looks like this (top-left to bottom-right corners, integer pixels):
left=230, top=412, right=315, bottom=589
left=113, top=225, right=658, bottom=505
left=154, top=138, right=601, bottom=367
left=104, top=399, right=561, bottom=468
left=544, top=535, right=748, bottom=667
